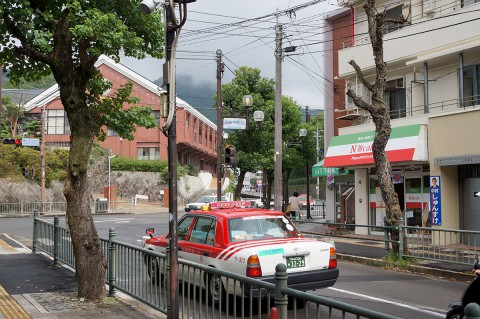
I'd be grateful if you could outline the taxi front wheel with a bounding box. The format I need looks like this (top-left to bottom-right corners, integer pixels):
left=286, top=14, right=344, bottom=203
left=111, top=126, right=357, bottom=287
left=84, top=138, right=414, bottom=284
left=206, top=273, right=226, bottom=306
left=146, top=256, right=163, bottom=286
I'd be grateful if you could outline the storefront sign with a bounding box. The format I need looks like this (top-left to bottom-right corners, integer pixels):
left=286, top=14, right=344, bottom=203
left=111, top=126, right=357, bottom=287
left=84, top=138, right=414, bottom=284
left=430, top=176, right=442, bottom=226
left=323, top=124, right=427, bottom=167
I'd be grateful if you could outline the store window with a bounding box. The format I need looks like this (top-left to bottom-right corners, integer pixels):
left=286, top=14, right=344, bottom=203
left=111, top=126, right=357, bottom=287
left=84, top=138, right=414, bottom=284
left=47, top=110, right=70, bottom=135
left=151, top=110, right=160, bottom=126
left=137, top=147, right=160, bottom=160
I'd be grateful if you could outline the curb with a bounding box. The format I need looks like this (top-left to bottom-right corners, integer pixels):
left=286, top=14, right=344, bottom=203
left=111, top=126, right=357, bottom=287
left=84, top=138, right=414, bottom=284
left=338, top=254, right=473, bottom=282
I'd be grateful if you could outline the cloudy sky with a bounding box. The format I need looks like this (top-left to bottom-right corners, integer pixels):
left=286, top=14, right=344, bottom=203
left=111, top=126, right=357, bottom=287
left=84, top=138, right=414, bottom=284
left=121, top=0, right=340, bottom=110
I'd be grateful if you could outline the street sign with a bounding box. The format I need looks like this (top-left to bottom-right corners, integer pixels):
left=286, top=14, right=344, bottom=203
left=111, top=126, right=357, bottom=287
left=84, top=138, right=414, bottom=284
left=223, top=118, right=246, bottom=130
left=22, top=138, right=40, bottom=147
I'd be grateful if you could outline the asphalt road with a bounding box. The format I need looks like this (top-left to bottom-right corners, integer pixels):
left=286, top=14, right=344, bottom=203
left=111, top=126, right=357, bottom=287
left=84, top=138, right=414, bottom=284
left=0, top=213, right=468, bottom=318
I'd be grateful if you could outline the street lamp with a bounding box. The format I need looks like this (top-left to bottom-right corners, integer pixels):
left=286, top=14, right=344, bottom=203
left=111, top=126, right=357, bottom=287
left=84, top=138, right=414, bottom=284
left=299, top=129, right=312, bottom=219
left=108, top=154, right=117, bottom=211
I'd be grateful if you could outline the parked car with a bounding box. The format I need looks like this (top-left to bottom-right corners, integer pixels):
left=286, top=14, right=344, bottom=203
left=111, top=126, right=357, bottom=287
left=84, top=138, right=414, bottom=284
left=298, top=194, right=315, bottom=209
left=184, top=195, right=227, bottom=212
left=143, top=201, right=339, bottom=304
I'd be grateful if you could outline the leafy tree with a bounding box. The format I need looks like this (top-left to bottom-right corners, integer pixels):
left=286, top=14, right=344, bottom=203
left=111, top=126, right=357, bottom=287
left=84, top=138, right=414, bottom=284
left=346, top=0, right=408, bottom=255
left=0, top=1, right=164, bottom=300
left=220, top=67, right=304, bottom=205
left=1, top=95, right=24, bottom=138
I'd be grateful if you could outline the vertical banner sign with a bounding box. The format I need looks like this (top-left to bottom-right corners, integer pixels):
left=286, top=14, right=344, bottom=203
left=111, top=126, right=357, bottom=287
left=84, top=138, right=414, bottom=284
left=430, top=176, right=442, bottom=225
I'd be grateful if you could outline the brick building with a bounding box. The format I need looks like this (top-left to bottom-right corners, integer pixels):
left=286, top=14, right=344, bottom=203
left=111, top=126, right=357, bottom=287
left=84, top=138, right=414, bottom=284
left=24, top=55, right=218, bottom=175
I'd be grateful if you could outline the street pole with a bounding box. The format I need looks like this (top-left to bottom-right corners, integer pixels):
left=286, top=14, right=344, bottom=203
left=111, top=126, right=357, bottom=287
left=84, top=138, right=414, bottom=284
left=164, top=2, right=178, bottom=318
left=306, top=106, right=311, bottom=219
left=215, top=49, right=224, bottom=201
left=273, top=14, right=283, bottom=212
left=316, top=125, right=320, bottom=199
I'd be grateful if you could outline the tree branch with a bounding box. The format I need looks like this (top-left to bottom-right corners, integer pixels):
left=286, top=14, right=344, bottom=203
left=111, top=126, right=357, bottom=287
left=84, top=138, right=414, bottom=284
left=2, top=12, right=53, bottom=65
left=346, top=88, right=374, bottom=113
left=348, top=60, right=374, bottom=91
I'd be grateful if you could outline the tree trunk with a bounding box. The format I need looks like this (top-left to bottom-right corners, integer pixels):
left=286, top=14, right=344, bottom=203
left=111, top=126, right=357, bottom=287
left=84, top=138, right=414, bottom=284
left=62, top=85, right=106, bottom=300
left=282, top=170, right=291, bottom=212
left=234, top=170, right=246, bottom=200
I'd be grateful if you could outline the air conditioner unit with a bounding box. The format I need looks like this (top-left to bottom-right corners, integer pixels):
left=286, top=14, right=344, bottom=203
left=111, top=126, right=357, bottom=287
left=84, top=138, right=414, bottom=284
left=423, top=0, right=435, bottom=15
left=345, top=81, right=372, bottom=109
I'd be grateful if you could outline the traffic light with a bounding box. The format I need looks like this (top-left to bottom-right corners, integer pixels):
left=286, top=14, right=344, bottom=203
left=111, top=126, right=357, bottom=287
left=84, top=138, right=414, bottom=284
left=225, top=146, right=237, bottom=166
left=2, top=138, right=21, bottom=146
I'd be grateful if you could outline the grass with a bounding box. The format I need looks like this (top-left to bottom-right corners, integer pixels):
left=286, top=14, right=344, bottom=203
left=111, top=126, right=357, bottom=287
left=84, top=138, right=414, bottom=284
left=383, top=252, right=417, bottom=270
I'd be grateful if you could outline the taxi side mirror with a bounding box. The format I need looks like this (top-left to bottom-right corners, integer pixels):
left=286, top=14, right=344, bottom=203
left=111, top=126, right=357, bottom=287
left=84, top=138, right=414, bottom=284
left=146, top=228, right=154, bottom=238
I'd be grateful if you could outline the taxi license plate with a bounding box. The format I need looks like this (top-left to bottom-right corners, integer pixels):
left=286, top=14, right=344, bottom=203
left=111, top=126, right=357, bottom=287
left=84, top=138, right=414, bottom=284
left=286, top=256, right=305, bottom=268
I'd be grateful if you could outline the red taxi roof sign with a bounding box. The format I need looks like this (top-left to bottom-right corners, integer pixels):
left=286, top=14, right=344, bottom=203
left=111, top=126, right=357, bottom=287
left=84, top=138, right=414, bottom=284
left=209, top=201, right=252, bottom=209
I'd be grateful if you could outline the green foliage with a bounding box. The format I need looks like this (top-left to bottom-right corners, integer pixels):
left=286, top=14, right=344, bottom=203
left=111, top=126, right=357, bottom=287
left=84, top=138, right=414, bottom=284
left=26, top=120, right=42, bottom=138
left=111, top=157, right=168, bottom=173
left=0, top=144, right=68, bottom=187
left=383, top=252, right=416, bottom=269
left=220, top=67, right=305, bottom=174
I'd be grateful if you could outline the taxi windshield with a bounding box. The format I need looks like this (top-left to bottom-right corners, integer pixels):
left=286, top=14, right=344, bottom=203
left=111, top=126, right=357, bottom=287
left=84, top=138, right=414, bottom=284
left=228, top=216, right=300, bottom=242
left=198, top=196, right=227, bottom=203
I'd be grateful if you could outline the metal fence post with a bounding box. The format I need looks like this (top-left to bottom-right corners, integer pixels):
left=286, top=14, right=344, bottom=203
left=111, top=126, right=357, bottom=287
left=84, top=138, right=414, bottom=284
left=465, top=303, right=480, bottom=319
left=53, top=216, right=59, bottom=266
left=108, top=227, right=117, bottom=297
left=166, top=242, right=171, bottom=314
left=32, top=209, right=38, bottom=253
left=399, top=217, right=404, bottom=260
left=274, top=263, right=288, bottom=319
left=384, top=218, right=390, bottom=254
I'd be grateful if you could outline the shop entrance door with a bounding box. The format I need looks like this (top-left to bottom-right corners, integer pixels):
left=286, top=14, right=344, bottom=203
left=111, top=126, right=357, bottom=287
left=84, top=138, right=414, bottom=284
left=463, top=178, right=480, bottom=231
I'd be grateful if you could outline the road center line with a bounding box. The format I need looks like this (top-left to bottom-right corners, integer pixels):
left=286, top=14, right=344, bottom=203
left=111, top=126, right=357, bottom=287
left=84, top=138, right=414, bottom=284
left=327, top=287, right=445, bottom=318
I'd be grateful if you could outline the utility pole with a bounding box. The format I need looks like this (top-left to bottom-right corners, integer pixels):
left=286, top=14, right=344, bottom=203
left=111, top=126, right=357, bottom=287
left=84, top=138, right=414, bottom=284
left=215, top=49, right=224, bottom=201
left=316, top=124, right=320, bottom=199
left=273, top=13, right=283, bottom=212
left=305, top=106, right=312, bottom=219
left=0, top=66, right=3, bottom=130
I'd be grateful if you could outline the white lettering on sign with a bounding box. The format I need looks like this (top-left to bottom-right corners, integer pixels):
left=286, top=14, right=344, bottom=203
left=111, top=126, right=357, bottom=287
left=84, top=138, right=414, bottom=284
left=22, top=138, right=40, bottom=147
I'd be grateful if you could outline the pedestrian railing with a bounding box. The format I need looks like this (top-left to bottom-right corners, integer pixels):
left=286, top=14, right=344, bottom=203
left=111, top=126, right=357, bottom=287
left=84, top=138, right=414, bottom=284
left=0, top=200, right=133, bottom=216
left=33, top=212, right=400, bottom=319
left=300, top=203, right=326, bottom=219
left=300, top=220, right=480, bottom=266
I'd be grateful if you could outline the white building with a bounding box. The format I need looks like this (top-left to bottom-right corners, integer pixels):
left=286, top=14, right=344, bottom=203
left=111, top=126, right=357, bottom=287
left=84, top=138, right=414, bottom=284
left=323, top=0, right=480, bottom=234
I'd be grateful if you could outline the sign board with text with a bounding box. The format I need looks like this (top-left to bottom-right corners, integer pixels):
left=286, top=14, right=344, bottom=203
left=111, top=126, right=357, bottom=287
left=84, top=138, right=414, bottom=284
left=22, top=138, right=40, bottom=147
left=223, top=118, right=246, bottom=130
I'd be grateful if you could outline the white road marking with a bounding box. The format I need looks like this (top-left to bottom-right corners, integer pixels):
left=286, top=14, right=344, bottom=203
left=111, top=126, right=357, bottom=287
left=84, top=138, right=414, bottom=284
left=327, top=287, right=445, bottom=318
left=94, top=218, right=133, bottom=223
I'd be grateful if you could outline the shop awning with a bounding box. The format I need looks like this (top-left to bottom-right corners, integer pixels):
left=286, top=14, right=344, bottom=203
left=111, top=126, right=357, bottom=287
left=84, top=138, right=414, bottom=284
left=323, top=124, right=428, bottom=167
left=312, top=159, right=352, bottom=176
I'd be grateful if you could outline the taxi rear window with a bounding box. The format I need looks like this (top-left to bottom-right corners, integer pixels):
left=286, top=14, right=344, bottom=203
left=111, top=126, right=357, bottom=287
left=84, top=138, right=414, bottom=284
left=228, top=216, right=298, bottom=242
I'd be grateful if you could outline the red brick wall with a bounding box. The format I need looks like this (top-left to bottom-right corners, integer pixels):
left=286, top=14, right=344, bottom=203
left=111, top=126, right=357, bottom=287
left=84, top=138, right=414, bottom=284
left=332, top=13, right=353, bottom=136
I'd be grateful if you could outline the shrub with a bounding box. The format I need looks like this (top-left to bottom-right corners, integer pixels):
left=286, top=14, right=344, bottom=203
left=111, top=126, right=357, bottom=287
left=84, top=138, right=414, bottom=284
left=111, top=157, right=168, bottom=173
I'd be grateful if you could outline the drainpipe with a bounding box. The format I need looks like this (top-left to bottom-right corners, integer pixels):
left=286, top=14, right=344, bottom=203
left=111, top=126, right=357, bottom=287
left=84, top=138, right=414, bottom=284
left=459, top=52, right=464, bottom=108
left=423, top=62, right=429, bottom=114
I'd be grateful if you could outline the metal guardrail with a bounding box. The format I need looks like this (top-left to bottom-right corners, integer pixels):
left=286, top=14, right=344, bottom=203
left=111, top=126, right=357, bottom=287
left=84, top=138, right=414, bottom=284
left=33, top=211, right=399, bottom=319
left=1, top=201, right=133, bottom=216
left=300, top=220, right=480, bottom=267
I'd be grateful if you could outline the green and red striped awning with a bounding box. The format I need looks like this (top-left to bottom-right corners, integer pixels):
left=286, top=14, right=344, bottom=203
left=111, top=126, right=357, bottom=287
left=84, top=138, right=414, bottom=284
left=323, top=124, right=427, bottom=167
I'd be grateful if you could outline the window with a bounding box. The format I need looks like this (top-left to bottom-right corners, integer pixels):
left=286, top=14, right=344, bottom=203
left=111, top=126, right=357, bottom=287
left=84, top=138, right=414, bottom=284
left=209, top=128, right=213, bottom=148
left=151, top=110, right=160, bottom=126
left=384, top=6, right=404, bottom=34
left=199, top=123, right=203, bottom=144
left=193, top=119, right=197, bottom=142
left=189, top=217, right=215, bottom=245
left=137, top=147, right=160, bottom=160
left=107, top=129, right=118, bottom=137
left=462, top=0, right=480, bottom=7
left=384, top=79, right=406, bottom=119
left=186, top=113, right=190, bottom=128
left=47, top=110, right=70, bottom=135
left=462, top=65, right=480, bottom=107
left=178, top=216, right=195, bottom=241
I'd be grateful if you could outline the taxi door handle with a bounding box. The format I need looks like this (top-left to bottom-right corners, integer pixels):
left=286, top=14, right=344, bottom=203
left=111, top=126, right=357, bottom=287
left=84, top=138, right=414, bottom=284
left=203, top=252, right=209, bottom=256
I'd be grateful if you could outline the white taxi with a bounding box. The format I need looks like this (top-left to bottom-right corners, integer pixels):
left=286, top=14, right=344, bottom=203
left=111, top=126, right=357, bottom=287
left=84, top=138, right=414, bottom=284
left=143, top=201, right=338, bottom=302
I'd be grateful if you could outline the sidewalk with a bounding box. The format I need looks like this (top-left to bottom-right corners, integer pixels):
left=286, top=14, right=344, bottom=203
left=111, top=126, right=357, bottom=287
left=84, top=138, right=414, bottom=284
left=0, top=234, right=166, bottom=319
left=0, top=216, right=474, bottom=319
